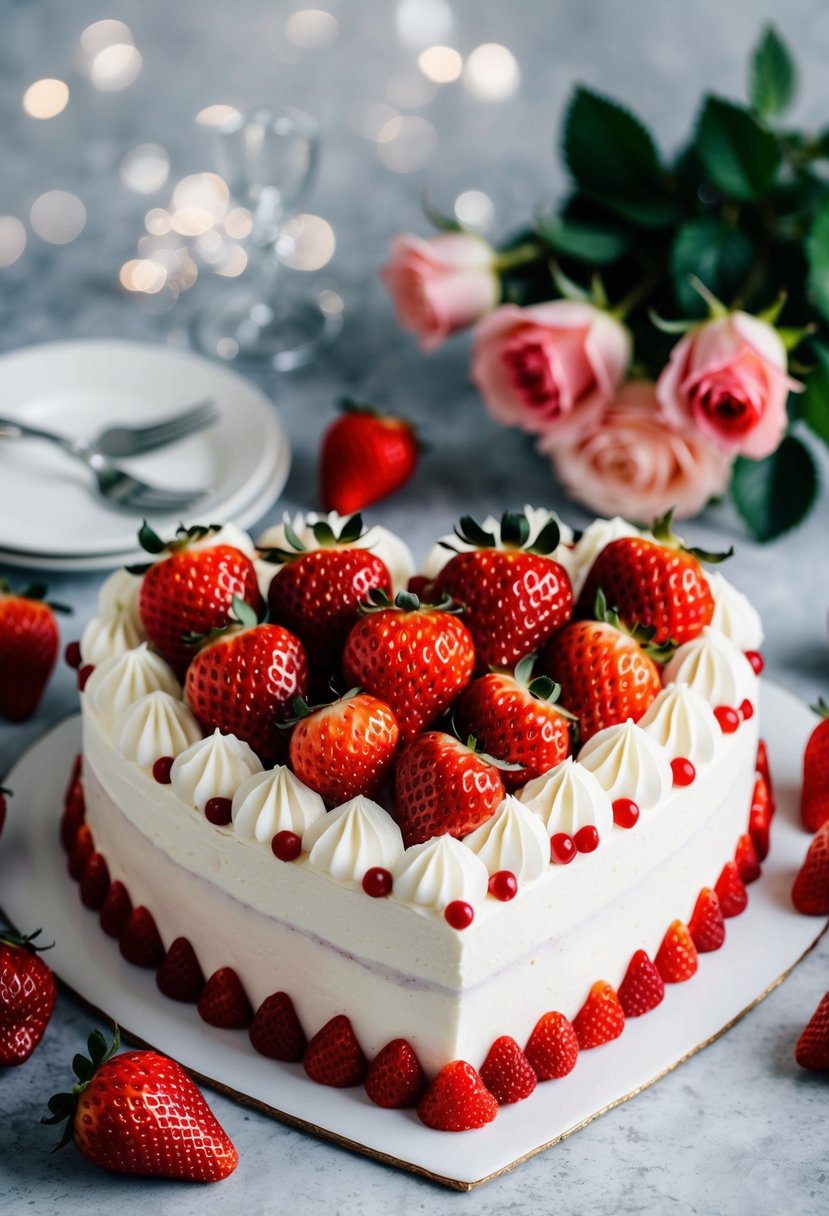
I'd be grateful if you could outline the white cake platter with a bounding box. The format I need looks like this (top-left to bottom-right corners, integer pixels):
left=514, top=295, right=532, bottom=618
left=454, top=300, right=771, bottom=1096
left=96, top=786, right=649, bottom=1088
left=0, top=682, right=825, bottom=1191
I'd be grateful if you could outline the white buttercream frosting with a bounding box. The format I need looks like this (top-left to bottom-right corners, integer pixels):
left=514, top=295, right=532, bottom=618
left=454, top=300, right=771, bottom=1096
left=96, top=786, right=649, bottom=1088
left=578, top=720, right=673, bottom=809
left=706, top=571, right=764, bottom=651
left=86, top=643, right=181, bottom=722
left=97, top=568, right=144, bottom=629
left=257, top=510, right=414, bottom=593
left=393, top=834, right=489, bottom=909
left=80, top=611, right=145, bottom=666
left=639, top=683, right=720, bottom=766
left=170, top=728, right=262, bottom=810
left=232, top=766, right=326, bottom=843
left=302, top=795, right=404, bottom=881
left=116, top=691, right=202, bottom=768
left=518, top=756, right=613, bottom=839
left=663, top=626, right=756, bottom=708
left=421, top=505, right=573, bottom=579
left=463, top=795, right=549, bottom=883
left=568, top=516, right=643, bottom=597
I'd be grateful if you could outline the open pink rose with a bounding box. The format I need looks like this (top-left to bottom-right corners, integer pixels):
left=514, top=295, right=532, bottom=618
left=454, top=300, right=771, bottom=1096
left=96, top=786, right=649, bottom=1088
left=656, top=312, right=801, bottom=459
left=470, top=300, right=631, bottom=438
left=541, top=380, right=733, bottom=521
left=380, top=233, right=499, bottom=351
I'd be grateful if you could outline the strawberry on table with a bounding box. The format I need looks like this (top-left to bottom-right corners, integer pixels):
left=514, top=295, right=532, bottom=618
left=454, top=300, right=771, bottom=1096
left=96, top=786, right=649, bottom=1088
left=801, top=698, right=829, bottom=833
left=575, top=510, right=731, bottom=646
left=795, top=991, right=829, bottom=1071
left=791, top=821, right=829, bottom=915
left=43, top=1028, right=237, bottom=1181
left=342, top=589, right=475, bottom=740
left=394, top=730, right=506, bottom=848
left=137, top=523, right=263, bottom=673
left=263, top=513, right=392, bottom=679
left=0, top=928, right=56, bottom=1066
left=0, top=580, right=69, bottom=721
left=320, top=401, right=420, bottom=514
left=185, top=597, right=308, bottom=766
left=417, top=1060, right=499, bottom=1131
left=434, top=511, right=573, bottom=672
left=288, top=689, right=400, bottom=805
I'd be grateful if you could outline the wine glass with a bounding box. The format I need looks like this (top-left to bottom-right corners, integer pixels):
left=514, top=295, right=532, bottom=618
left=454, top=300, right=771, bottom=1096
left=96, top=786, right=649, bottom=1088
left=190, top=105, right=342, bottom=371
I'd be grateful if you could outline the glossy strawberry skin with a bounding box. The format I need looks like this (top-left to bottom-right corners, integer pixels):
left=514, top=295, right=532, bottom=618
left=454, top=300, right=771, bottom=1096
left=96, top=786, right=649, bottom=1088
left=268, top=549, right=391, bottom=678
left=185, top=624, right=308, bottom=766
left=617, top=950, right=665, bottom=1017
left=801, top=716, right=829, bottom=833
left=320, top=411, right=419, bottom=515
left=795, top=991, right=829, bottom=1071
left=541, top=620, right=661, bottom=743
left=417, top=1060, right=499, bottom=1131
left=197, top=968, right=252, bottom=1029
left=72, top=1051, right=238, bottom=1180
left=303, top=1014, right=367, bottom=1088
left=715, top=861, right=748, bottom=918
left=435, top=549, right=573, bottom=672
left=455, top=672, right=571, bottom=790
left=573, top=981, right=625, bottom=1050
left=364, top=1038, right=426, bottom=1108
left=687, top=888, right=726, bottom=953
left=156, top=938, right=205, bottom=1004
left=394, top=731, right=505, bottom=848
left=792, top=821, right=829, bottom=915
left=0, top=592, right=59, bottom=721
left=0, top=939, right=57, bottom=1065
left=139, top=544, right=263, bottom=673
left=576, top=537, right=714, bottom=645
left=479, top=1036, right=537, bottom=1105
left=249, top=992, right=306, bottom=1062
left=289, top=693, right=400, bottom=804
left=655, top=920, right=698, bottom=983
left=342, top=604, right=475, bottom=741
left=524, top=1011, right=579, bottom=1080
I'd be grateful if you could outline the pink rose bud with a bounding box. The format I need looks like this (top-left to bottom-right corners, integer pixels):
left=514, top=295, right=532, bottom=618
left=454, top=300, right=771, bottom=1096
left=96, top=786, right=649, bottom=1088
left=541, top=380, right=733, bottom=521
left=655, top=312, right=802, bottom=460
left=380, top=233, right=500, bottom=351
left=470, top=300, right=631, bottom=438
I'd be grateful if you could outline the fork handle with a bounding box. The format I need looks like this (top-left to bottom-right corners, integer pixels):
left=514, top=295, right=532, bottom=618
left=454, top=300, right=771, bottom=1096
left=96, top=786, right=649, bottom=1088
left=0, top=416, right=104, bottom=470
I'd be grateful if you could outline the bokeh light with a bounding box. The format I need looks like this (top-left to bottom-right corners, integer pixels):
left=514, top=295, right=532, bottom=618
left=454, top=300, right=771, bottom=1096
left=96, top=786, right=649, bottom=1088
left=463, top=43, right=520, bottom=101
left=78, top=19, right=134, bottom=68
left=90, top=44, right=143, bottom=92
left=145, top=208, right=172, bottom=235
left=285, top=9, right=339, bottom=49
left=120, top=259, right=167, bottom=293
left=0, top=218, right=27, bottom=268
left=23, top=79, right=69, bottom=120
left=196, top=105, right=242, bottom=127
left=417, top=46, right=463, bottom=83
left=224, top=207, right=254, bottom=239
left=120, top=145, right=170, bottom=194
left=396, top=0, right=452, bottom=46
left=29, top=191, right=86, bottom=244
left=276, top=214, right=335, bottom=270
left=170, top=173, right=229, bottom=235
left=377, top=116, right=437, bottom=172
left=454, top=189, right=496, bottom=231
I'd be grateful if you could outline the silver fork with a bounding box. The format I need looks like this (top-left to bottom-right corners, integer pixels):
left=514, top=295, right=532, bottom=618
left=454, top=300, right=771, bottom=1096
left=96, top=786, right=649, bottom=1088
left=0, top=416, right=209, bottom=513
left=90, top=398, right=218, bottom=458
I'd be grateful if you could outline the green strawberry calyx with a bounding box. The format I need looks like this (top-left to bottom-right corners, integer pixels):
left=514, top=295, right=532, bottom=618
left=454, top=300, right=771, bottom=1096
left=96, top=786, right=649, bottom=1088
left=358, top=588, right=463, bottom=616
left=440, top=510, right=561, bottom=557
left=259, top=513, right=366, bottom=564
left=593, top=589, right=677, bottom=664
left=280, top=687, right=363, bottom=728
left=0, top=925, right=53, bottom=952
left=510, top=656, right=579, bottom=720
left=649, top=509, right=733, bottom=565
left=128, top=521, right=225, bottom=574
left=43, top=1027, right=120, bottom=1150
left=0, top=578, right=72, bottom=614
left=445, top=724, right=525, bottom=774
left=811, top=696, right=829, bottom=720
left=180, top=595, right=263, bottom=647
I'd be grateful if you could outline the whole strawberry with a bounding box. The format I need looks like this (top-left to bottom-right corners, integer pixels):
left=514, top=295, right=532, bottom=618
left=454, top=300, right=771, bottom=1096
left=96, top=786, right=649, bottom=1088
left=264, top=514, right=391, bottom=679
left=576, top=511, right=730, bottom=646
left=801, top=698, right=829, bottom=833
left=796, top=991, right=829, bottom=1071
left=0, top=581, right=68, bottom=721
left=540, top=592, right=665, bottom=743
left=288, top=690, right=400, bottom=804
left=342, top=590, right=475, bottom=740
left=454, top=655, right=574, bottom=789
left=0, top=928, right=56, bottom=1065
left=320, top=401, right=419, bottom=514
left=185, top=598, right=308, bottom=765
left=137, top=523, right=263, bottom=673
left=394, top=731, right=505, bottom=847
left=434, top=512, right=573, bottom=672
left=43, top=1028, right=237, bottom=1181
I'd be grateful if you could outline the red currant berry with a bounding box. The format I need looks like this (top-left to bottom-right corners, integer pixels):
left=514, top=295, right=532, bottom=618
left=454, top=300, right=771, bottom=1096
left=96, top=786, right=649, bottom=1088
left=444, top=900, right=474, bottom=930
left=670, top=757, right=696, bottom=787
left=714, top=705, right=741, bottom=734
left=739, top=699, right=754, bottom=721
left=204, top=797, right=233, bottom=826
left=488, top=870, right=518, bottom=901
left=550, top=833, right=576, bottom=864
left=745, top=650, right=764, bottom=675
left=77, top=664, right=95, bottom=691
left=612, top=798, right=640, bottom=828
left=64, top=640, right=82, bottom=670
left=362, top=866, right=392, bottom=897
left=271, top=830, right=302, bottom=861
left=574, top=825, right=600, bottom=853
left=152, top=756, right=174, bottom=784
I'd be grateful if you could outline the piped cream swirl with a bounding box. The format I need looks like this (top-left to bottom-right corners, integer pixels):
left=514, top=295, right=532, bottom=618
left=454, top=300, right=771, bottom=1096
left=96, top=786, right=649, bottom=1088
left=578, top=720, right=672, bottom=809
left=706, top=571, right=764, bottom=652
left=80, top=612, right=145, bottom=667
left=116, top=691, right=202, bottom=768
left=302, top=795, right=403, bottom=882
left=232, top=767, right=326, bottom=843
left=518, top=756, right=613, bottom=839
left=638, top=683, right=719, bottom=766
left=463, top=795, right=549, bottom=882
left=393, top=835, right=489, bottom=909
left=663, top=626, right=756, bottom=708
left=85, top=643, right=181, bottom=721
left=170, top=728, right=262, bottom=810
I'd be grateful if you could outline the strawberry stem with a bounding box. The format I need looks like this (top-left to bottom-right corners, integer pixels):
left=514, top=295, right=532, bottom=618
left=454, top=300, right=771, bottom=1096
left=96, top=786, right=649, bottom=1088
left=43, top=1027, right=121, bottom=1150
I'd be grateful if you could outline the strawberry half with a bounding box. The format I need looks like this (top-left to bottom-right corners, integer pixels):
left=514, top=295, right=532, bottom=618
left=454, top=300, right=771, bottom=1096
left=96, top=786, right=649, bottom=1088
left=364, top=1038, right=426, bottom=1108
left=319, top=402, right=419, bottom=514
left=687, top=888, right=726, bottom=953
left=617, top=949, right=665, bottom=1017
left=573, top=981, right=625, bottom=1049
left=417, top=1060, right=499, bottom=1131
left=342, top=589, right=475, bottom=741
left=249, top=992, right=307, bottom=1062
left=801, top=699, right=829, bottom=833
left=79, top=853, right=111, bottom=911
left=99, top=881, right=132, bottom=939
left=524, top=1010, right=579, bottom=1080
left=394, top=731, right=506, bottom=848
left=156, top=937, right=206, bottom=1004
left=119, top=906, right=164, bottom=969
left=43, top=1028, right=237, bottom=1181
left=303, top=1014, right=367, bottom=1088
left=434, top=511, right=573, bottom=672
left=795, top=991, right=829, bottom=1071
left=655, top=920, right=698, bottom=983
left=715, top=861, right=748, bottom=918
left=479, top=1035, right=537, bottom=1105
left=197, top=968, right=253, bottom=1029
left=735, top=833, right=762, bottom=884
left=792, top=821, right=829, bottom=915
left=0, top=580, right=68, bottom=721
left=0, top=929, right=57, bottom=1065
left=748, top=775, right=772, bottom=862
left=288, top=690, right=400, bottom=804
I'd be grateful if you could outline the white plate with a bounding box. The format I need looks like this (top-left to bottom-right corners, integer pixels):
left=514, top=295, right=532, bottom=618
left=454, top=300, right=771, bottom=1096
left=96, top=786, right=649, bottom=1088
left=0, top=682, right=825, bottom=1190
left=0, top=339, right=290, bottom=561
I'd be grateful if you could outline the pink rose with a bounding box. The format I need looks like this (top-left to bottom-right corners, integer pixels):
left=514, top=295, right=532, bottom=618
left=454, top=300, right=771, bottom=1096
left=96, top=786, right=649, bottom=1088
left=380, top=233, right=500, bottom=351
left=656, top=312, right=801, bottom=459
left=470, top=301, right=631, bottom=438
left=541, top=380, right=733, bottom=521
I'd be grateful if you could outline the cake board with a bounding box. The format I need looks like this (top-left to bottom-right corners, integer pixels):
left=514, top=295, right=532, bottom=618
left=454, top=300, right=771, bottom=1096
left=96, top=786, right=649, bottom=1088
left=0, top=680, right=825, bottom=1190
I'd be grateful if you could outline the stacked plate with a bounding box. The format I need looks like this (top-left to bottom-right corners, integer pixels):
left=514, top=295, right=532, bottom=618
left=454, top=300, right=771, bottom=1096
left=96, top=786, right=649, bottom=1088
left=0, top=340, right=291, bottom=570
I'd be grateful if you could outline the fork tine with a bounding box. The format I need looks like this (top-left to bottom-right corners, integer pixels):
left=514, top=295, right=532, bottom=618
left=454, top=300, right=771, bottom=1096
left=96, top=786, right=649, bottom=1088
left=129, top=400, right=218, bottom=445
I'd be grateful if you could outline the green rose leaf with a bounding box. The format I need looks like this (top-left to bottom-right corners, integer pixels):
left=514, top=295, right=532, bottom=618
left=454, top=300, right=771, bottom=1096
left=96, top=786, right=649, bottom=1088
left=695, top=96, right=782, bottom=201
left=535, top=215, right=630, bottom=264
left=801, top=341, right=829, bottom=449
left=750, top=26, right=797, bottom=121
left=670, top=218, right=755, bottom=315
left=730, top=435, right=818, bottom=541
left=806, top=197, right=829, bottom=323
